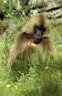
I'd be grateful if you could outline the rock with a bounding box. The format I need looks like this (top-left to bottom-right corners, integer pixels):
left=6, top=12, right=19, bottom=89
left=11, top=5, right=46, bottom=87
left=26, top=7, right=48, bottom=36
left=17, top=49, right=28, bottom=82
left=24, top=0, right=62, bottom=19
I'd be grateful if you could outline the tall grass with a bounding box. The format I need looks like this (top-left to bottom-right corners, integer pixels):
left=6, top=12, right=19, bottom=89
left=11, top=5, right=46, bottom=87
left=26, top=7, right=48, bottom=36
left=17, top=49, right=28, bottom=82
left=0, top=17, right=62, bottom=96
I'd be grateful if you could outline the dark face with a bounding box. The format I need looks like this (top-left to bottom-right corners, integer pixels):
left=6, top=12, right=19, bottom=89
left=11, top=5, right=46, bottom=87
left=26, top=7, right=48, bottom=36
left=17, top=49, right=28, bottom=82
left=33, top=25, right=46, bottom=44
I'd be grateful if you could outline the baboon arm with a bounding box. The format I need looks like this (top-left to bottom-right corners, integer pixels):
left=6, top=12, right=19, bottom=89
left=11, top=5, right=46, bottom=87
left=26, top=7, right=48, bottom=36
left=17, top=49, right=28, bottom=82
left=41, top=38, right=53, bottom=55
left=9, top=32, right=29, bottom=64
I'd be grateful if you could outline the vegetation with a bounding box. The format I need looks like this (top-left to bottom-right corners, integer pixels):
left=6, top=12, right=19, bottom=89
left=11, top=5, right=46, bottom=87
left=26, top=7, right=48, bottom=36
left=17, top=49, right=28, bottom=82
left=0, top=16, right=62, bottom=96
left=0, top=0, right=62, bottom=96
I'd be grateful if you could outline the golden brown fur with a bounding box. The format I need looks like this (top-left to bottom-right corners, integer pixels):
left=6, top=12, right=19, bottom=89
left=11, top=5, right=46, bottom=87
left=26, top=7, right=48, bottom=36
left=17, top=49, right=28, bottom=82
left=8, top=13, right=53, bottom=70
left=22, top=14, right=48, bottom=34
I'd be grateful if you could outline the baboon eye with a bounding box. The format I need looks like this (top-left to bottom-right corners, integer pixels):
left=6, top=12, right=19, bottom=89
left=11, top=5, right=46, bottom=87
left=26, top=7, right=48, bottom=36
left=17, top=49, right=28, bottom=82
left=34, top=25, right=46, bottom=33
left=40, top=26, right=46, bottom=32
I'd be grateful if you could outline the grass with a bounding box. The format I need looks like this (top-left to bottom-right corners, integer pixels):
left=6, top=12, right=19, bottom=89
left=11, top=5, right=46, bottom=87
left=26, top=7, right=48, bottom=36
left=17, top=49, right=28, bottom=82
left=0, top=17, right=62, bottom=96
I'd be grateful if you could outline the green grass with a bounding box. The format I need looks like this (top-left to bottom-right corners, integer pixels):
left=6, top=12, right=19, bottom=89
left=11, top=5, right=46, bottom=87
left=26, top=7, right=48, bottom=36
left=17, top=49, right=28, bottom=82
left=0, top=17, right=62, bottom=96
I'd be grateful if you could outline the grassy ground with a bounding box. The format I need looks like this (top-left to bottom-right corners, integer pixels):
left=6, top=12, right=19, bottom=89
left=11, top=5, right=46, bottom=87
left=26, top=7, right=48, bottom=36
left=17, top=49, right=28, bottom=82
left=0, top=17, right=62, bottom=96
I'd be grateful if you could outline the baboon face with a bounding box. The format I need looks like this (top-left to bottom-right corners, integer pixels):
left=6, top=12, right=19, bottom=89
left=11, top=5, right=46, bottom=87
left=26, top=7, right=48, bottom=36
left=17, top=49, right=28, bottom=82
left=33, top=25, right=46, bottom=44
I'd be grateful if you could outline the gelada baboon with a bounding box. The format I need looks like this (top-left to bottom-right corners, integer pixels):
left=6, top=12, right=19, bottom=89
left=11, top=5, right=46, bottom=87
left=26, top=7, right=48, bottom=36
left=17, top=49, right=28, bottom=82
left=9, top=13, right=53, bottom=70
